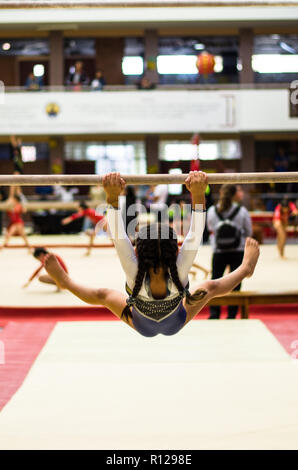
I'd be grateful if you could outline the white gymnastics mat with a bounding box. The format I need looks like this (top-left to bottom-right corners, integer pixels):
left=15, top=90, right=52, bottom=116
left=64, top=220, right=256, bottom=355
left=0, top=320, right=298, bottom=450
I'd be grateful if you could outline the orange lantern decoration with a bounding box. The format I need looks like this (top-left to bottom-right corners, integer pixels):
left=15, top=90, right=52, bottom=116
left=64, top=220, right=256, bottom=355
left=196, top=52, right=215, bottom=77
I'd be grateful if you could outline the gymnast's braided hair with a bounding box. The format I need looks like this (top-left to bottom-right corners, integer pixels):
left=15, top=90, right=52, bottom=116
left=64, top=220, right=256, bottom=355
left=126, top=223, right=207, bottom=307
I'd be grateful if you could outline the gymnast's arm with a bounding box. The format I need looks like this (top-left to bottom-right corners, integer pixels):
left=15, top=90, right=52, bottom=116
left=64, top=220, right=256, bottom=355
left=103, top=173, right=138, bottom=290
left=106, top=206, right=138, bottom=290
left=289, top=201, right=298, bottom=215
left=176, top=210, right=206, bottom=286
left=61, top=210, right=84, bottom=225
left=176, top=171, right=207, bottom=286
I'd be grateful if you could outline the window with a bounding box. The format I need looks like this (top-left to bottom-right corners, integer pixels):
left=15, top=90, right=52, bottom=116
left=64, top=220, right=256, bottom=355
left=122, top=57, right=144, bottom=76
left=160, top=141, right=198, bottom=161
left=65, top=141, right=146, bottom=175
left=157, top=55, right=223, bottom=75
left=0, top=39, right=49, bottom=56
left=21, top=146, right=36, bottom=163
left=168, top=168, right=183, bottom=196
left=252, top=54, right=298, bottom=74
left=33, top=64, right=45, bottom=78
left=254, top=35, right=298, bottom=82
left=64, top=39, right=95, bottom=56
left=160, top=140, right=241, bottom=161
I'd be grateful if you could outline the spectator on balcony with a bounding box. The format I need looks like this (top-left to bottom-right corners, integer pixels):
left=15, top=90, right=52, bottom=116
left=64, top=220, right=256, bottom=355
left=25, top=72, right=43, bottom=91
left=274, top=146, right=289, bottom=173
left=66, top=61, right=89, bottom=89
left=137, top=76, right=156, bottom=90
left=91, top=70, right=106, bottom=91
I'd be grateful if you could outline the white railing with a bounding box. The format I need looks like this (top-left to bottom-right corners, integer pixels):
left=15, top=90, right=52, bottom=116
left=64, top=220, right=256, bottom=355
left=3, top=83, right=290, bottom=93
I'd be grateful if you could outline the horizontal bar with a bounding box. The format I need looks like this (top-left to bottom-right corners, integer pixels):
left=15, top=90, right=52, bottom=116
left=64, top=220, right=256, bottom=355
left=0, top=0, right=297, bottom=8
left=1, top=172, right=298, bottom=186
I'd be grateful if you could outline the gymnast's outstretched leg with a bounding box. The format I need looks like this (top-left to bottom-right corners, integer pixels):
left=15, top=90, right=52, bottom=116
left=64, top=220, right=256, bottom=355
left=183, top=237, right=259, bottom=325
left=85, top=229, right=95, bottom=256
left=44, top=253, right=135, bottom=329
left=18, top=223, right=32, bottom=253
left=273, top=220, right=287, bottom=258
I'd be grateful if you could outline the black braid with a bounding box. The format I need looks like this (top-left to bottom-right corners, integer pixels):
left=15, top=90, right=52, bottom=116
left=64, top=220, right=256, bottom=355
left=167, top=257, right=207, bottom=304
left=129, top=222, right=207, bottom=306
left=128, top=224, right=163, bottom=302
left=131, top=263, right=146, bottom=300
left=167, top=256, right=184, bottom=295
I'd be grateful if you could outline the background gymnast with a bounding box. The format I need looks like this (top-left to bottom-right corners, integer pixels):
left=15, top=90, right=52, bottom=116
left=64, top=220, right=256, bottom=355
left=273, top=198, right=298, bottom=259
left=44, top=171, right=260, bottom=337
left=0, top=194, right=31, bottom=253
left=23, top=247, right=68, bottom=292
left=61, top=201, right=107, bottom=255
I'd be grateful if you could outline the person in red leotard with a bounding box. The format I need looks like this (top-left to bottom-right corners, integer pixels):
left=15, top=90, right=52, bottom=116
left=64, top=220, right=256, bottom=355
left=23, top=247, right=68, bottom=292
left=61, top=201, right=107, bottom=255
left=273, top=199, right=298, bottom=259
left=0, top=195, right=31, bottom=252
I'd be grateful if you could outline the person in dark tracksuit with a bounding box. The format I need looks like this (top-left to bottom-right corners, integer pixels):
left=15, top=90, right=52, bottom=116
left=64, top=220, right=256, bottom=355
left=207, top=184, right=252, bottom=319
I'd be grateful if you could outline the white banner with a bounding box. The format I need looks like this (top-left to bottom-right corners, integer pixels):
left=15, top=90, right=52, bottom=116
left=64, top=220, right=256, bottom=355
left=0, top=89, right=296, bottom=135
left=0, top=90, right=236, bottom=135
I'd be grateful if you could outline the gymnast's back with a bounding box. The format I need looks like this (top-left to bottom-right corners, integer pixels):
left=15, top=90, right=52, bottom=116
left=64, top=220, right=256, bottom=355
left=106, top=208, right=206, bottom=337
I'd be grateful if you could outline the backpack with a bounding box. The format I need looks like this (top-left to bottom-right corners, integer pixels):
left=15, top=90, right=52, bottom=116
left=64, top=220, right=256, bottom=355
left=214, top=205, right=242, bottom=250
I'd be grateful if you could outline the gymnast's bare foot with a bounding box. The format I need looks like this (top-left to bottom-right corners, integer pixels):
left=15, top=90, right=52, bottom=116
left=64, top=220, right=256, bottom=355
left=44, top=254, right=68, bottom=289
left=242, top=237, right=260, bottom=278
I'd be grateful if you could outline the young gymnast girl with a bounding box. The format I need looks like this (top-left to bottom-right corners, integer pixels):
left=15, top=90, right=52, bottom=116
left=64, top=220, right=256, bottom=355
left=273, top=199, right=298, bottom=259
left=23, top=247, right=68, bottom=292
left=61, top=201, right=107, bottom=255
left=0, top=194, right=31, bottom=252
left=44, top=171, right=259, bottom=337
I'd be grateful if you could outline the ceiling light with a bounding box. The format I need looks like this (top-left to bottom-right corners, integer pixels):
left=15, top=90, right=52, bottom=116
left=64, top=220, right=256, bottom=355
left=194, top=43, right=205, bottom=51
left=2, top=42, right=11, bottom=51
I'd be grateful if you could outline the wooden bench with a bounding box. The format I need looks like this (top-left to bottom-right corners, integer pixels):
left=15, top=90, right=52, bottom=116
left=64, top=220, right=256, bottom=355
left=207, top=291, right=298, bottom=319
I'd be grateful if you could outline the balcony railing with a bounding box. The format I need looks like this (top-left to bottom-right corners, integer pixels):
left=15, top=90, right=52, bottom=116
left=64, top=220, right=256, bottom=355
left=3, top=83, right=291, bottom=93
